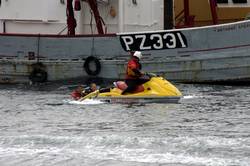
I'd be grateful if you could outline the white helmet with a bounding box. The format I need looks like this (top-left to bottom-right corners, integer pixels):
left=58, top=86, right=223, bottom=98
left=133, top=51, right=142, bottom=59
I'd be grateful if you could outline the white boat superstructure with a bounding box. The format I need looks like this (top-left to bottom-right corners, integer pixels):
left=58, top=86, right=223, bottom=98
left=0, top=0, right=164, bottom=34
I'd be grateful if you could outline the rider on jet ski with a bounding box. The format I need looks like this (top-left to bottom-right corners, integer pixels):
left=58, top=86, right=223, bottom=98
left=122, top=51, right=150, bottom=95
left=71, top=83, right=97, bottom=100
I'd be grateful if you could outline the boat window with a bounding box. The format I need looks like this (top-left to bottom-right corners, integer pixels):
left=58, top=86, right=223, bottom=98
left=232, top=0, right=247, bottom=3
left=217, top=0, right=249, bottom=6
left=217, top=0, right=228, bottom=3
left=132, top=0, right=137, bottom=5
left=217, top=0, right=248, bottom=3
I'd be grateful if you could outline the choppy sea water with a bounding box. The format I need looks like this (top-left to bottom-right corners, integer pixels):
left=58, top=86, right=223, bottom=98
left=0, top=83, right=250, bottom=166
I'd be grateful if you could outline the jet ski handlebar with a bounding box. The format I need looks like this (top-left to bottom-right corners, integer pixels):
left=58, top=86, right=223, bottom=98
left=145, top=72, right=158, bottom=78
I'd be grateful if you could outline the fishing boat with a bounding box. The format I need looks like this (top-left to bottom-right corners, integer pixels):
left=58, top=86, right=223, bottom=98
left=0, top=0, right=250, bottom=84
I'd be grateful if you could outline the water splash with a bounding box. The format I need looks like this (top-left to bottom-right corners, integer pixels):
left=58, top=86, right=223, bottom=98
left=66, top=99, right=105, bottom=105
left=183, top=95, right=195, bottom=99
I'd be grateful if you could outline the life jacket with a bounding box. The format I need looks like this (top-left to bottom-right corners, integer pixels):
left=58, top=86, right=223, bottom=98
left=126, top=57, right=142, bottom=79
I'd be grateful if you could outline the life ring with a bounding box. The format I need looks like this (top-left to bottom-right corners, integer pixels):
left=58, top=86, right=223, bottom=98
left=29, top=68, right=48, bottom=83
left=84, top=56, right=101, bottom=76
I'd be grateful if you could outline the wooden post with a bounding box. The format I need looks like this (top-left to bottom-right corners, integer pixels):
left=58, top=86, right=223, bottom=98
left=164, top=0, right=174, bottom=29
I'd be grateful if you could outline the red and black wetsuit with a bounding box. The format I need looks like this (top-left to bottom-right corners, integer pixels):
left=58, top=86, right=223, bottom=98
left=122, top=57, right=149, bottom=94
left=71, top=86, right=94, bottom=100
left=71, top=90, right=82, bottom=100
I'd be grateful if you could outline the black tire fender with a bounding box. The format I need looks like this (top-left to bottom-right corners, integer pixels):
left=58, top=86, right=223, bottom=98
left=84, top=56, right=101, bottom=76
left=29, top=69, right=47, bottom=83
left=29, top=63, right=48, bottom=83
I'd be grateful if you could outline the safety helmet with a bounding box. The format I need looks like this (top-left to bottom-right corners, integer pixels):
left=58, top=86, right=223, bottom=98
left=133, top=51, right=142, bottom=59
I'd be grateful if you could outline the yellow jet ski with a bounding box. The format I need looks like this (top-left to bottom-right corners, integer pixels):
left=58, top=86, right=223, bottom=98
left=81, top=73, right=182, bottom=104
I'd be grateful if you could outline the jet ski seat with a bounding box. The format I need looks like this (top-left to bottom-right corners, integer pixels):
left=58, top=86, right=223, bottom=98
left=114, top=81, right=144, bottom=93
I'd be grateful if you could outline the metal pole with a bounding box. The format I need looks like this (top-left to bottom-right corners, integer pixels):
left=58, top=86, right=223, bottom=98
left=87, top=0, right=104, bottom=34
left=37, top=34, right=40, bottom=62
left=67, top=0, right=76, bottom=35
left=184, top=0, right=189, bottom=26
left=3, top=20, right=6, bottom=33
left=164, top=0, right=174, bottom=29
left=118, top=0, right=124, bottom=33
left=209, top=0, right=218, bottom=25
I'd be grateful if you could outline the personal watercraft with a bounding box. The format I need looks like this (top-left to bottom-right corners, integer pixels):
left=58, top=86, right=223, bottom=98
left=81, top=73, right=182, bottom=104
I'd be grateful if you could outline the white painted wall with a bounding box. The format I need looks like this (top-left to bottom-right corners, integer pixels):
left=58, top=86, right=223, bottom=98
left=78, top=0, right=164, bottom=34
left=123, top=0, right=163, bottom=32
left=0, top=20, right=3, bottom=33
left=0, top=0, right=164, bottom=34
left=0, top=0, right=67, bottom=34
left=3, top=21, right=67, bottom=34
left=0, top=0, right=66, bottom=21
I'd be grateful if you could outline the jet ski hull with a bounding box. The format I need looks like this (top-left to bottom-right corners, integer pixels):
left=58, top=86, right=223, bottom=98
left=97, top=96, right=181, bottom=104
